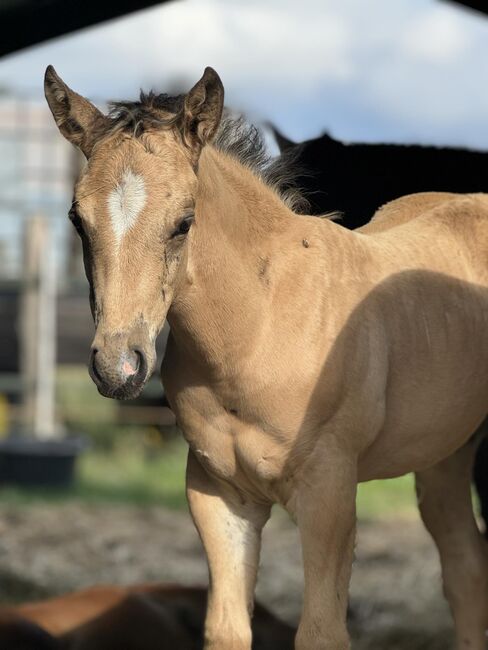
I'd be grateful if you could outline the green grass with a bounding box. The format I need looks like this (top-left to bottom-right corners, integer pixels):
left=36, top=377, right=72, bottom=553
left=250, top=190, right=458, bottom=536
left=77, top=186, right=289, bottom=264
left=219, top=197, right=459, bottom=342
left=77, top=439, right=188, bottom=508
left=0, top=365, right=420, bottom=519
left=0, top=438, right=189, bottom=509
left=357, top=474, right=417, bottom=520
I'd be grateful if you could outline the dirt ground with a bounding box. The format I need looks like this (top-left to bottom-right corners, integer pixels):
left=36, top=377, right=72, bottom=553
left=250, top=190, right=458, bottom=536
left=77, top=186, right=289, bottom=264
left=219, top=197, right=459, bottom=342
left=0, top=502, right=453, bottom=649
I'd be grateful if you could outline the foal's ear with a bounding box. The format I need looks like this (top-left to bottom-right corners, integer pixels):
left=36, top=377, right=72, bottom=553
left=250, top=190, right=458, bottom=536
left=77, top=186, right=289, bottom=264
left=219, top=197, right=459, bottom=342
left=44, top=66, right=106, bottom=158
left=181, top=67, right=224, bottom=154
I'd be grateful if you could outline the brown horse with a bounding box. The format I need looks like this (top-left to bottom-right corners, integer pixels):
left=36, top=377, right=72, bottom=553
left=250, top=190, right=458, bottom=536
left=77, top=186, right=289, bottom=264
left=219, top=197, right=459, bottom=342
left=0, top=584, right=294, bottom=649
left=45, top=66, right=488, bottom=649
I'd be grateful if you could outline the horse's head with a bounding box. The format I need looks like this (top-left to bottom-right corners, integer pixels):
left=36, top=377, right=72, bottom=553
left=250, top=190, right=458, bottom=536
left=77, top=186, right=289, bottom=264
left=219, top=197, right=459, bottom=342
left=45, top=66, right=224, bottom=399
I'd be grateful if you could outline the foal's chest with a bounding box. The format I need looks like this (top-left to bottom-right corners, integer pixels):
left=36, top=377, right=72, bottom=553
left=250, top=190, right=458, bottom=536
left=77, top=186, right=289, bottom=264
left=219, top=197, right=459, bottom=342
left=166, top=373, right=303, bottom=497
left=186, top=400, right=290, bottom=485
left=161, top=328, right=339, bottom=497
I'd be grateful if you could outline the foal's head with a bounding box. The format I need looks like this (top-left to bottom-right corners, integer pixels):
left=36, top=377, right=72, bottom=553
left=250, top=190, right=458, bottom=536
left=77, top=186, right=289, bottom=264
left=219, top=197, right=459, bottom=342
left=45, top=66, right=224, bottom=398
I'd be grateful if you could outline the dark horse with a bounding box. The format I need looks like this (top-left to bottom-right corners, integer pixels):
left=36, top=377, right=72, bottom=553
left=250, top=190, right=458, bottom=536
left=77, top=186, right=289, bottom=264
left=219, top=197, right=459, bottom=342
left=0, top=584, right=294, bottom=650
left=274, top=126, right=488, bottom=532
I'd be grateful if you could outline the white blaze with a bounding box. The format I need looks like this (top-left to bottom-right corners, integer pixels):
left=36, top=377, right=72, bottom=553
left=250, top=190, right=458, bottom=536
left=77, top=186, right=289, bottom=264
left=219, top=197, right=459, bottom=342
left=107, top=169, right=146, bottom=244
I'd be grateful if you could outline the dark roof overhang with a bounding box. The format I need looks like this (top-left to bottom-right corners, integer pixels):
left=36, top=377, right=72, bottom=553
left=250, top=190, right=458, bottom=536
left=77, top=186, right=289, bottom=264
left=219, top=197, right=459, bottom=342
left=0, top=0, right=167, bottom=58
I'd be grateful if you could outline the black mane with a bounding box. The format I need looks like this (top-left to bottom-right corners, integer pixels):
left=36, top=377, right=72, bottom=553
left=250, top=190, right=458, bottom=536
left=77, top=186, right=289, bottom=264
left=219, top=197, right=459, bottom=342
left=102, top=91, right=309, bottom=214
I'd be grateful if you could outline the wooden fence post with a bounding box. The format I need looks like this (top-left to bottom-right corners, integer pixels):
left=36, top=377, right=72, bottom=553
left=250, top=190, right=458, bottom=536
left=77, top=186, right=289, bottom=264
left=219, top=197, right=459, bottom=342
left=20, top=216, right=57, bottom=439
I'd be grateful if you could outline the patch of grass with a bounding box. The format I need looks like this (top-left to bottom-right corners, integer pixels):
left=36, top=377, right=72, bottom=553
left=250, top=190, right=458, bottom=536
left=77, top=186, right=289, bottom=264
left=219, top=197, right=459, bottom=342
left=77, top=438, right=188, bottom=508
left=357, top=474, right=417, bottom=520
left=0, top=438, right=189, bottom=510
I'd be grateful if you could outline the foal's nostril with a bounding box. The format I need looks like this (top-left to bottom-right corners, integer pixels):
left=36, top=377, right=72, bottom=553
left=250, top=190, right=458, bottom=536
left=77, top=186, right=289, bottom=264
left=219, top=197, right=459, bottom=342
left=122, top=349, right=140, bottom=378
left=131, top=348, right=147, bottom=381
left=120, top=348, right=147, bottom=382
left=89, top=348, right=103, bottom=384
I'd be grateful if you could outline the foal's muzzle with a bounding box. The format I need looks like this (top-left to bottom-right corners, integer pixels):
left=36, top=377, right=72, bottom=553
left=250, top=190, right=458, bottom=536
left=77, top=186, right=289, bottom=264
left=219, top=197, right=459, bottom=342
left=89, top=345, right=149, bottom=400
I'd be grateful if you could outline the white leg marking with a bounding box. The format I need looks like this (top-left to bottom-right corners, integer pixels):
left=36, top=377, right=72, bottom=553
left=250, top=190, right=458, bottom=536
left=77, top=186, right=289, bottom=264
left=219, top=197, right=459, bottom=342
left=107, top=169, right=147, bottom=244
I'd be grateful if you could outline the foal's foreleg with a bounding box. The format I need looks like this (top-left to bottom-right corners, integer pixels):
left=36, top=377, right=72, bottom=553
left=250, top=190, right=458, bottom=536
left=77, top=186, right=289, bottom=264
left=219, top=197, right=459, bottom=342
left=289, top=446, right=357, bottom=650
left=186, top=451, right=271, bottom=650
left=416, top=442, right=488, bottom=650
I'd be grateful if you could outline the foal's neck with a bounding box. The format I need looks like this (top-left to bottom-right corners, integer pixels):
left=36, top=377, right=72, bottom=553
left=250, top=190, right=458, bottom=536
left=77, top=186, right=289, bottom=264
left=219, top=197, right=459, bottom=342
left=196, top=146, right=294, bottom=242
left=167, top=146, right=294, bottom=373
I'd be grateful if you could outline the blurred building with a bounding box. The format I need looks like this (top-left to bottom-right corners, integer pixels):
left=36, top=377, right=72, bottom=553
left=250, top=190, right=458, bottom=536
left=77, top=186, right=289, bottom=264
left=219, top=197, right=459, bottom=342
left=0, top=91, right=96, bottom=378
left=0, top=91, right=79, bottom=280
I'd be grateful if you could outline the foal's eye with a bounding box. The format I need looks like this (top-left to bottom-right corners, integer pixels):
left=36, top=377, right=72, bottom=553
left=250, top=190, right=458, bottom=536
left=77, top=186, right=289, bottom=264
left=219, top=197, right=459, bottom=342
left=69, top=207, right=84, bottom=237
left=172, top=214, right=194, bottom=238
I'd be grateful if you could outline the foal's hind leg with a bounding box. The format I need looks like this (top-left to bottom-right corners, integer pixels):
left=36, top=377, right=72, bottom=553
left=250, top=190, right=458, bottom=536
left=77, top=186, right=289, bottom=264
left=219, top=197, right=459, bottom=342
left=415, top=441, right=488, bottom=649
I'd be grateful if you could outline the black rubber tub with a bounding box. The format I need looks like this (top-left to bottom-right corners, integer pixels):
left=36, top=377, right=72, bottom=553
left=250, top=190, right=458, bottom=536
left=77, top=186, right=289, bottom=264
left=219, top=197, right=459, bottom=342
left=0, top=436, right=85, bottom=488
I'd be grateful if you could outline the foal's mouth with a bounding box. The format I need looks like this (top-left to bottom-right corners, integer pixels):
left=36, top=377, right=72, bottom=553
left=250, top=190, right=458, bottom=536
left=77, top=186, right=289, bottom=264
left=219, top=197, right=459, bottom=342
left=96, top=377, right=147, bottom=401
left=90, top=369, right=148, bottom=401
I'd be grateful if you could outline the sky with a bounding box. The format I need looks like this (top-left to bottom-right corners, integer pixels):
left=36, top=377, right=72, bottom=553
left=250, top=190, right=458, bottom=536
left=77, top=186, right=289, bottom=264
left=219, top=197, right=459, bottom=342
left=0, top=0, right=488, bottom=147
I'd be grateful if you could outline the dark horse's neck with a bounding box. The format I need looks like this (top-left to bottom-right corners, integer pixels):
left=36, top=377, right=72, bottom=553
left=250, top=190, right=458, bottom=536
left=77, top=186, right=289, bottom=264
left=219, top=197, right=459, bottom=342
left=166, top=146, right=295, bottom=375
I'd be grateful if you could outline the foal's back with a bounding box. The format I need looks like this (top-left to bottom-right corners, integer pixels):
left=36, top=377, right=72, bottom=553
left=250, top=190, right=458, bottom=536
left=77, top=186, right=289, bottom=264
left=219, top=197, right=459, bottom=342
left=362, top=191, right=487, bottom=241
left=359, top=191, right=459, bottom=233
left=359, top=191, right=488, bottom=279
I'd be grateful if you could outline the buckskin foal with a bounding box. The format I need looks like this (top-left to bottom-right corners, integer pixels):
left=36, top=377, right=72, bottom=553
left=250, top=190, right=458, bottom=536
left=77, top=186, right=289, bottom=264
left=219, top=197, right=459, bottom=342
left=45, top=66, right=488, bottom=650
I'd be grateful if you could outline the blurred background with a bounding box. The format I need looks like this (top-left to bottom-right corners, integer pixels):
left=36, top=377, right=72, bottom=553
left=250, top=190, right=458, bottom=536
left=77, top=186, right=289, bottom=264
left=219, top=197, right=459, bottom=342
left=0, top=1, right=486, bottom=648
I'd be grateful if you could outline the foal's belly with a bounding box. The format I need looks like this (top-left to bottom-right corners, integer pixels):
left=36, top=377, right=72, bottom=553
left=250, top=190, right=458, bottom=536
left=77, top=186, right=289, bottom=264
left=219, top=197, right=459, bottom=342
left=357, top=363, right=488, bottom=481
left=358, top=410, right=486, bottom=481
